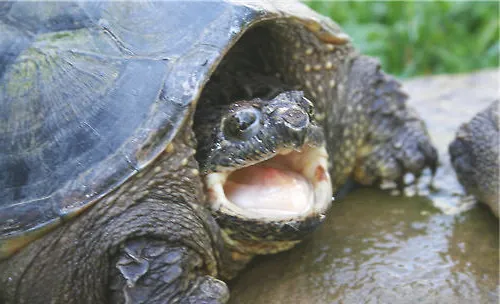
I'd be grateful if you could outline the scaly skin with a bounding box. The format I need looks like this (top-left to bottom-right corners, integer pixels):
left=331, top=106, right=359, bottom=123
left=449, top=101, right=499, bottom=217
left=274, top=25, right=438, bottom=190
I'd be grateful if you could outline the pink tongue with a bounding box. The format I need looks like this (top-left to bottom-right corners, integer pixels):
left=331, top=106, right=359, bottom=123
left=223, top=165, right=313, bottom=216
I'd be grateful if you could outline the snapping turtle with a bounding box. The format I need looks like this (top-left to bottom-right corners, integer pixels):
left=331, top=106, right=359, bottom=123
left=0, top=1, right=436, bottom=303
left=450, top=101, right=499, bottom=217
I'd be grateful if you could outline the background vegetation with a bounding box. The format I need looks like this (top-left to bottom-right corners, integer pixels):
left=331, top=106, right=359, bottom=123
left=305, top=1, right=499, bottom=78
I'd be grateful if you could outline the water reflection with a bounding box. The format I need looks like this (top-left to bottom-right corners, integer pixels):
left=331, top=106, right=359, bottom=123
left=229, top=189, right=498, bottom=303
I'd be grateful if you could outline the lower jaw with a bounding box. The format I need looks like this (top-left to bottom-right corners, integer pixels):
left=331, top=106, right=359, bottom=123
left=214, top=209, right=327, bottom=280
left=213, top=208, right=326, bottom=256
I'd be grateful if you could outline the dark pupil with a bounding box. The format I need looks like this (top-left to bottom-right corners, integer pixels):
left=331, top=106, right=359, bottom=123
left=235, top=112, right=256, bottom=131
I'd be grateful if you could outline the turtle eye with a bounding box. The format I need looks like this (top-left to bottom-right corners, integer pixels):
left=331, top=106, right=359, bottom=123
left=222, top=108, right=261, bottom=140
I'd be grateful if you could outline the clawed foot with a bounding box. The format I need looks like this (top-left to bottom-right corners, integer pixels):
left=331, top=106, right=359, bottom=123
left=110, top=238, right=229, bottom=304
left=353, top=74, right=438, bottom=191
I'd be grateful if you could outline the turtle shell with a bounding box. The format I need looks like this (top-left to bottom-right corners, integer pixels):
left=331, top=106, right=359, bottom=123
left=0, top=1, right=347, bottom=258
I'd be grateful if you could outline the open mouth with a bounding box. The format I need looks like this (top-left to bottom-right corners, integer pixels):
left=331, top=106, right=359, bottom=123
left=205, top=145, right=333, bottom=220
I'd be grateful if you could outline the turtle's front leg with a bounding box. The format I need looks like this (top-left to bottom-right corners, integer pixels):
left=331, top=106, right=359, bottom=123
left=337, top=56, right=438, bottom=189
left=109, top=238, right=229, bottom=304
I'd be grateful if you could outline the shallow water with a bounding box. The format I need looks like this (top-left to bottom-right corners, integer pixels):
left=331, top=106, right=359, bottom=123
left=229, top=70, right=499, bottom=303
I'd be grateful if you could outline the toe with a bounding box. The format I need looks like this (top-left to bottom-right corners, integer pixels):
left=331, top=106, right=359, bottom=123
left=354, top=117, right=438, bottom=188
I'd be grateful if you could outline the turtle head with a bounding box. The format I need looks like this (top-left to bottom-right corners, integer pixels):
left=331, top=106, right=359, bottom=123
left=194, top=91, right=332, bottom=261
left=197, top=91, right=324, bottom=173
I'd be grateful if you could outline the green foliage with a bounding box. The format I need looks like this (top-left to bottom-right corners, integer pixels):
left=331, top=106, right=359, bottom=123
left=305, top=1, right=499, bottom=77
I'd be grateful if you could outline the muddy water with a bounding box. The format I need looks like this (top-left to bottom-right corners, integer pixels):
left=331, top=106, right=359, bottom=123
left=229, top=70, right=499, bottom=303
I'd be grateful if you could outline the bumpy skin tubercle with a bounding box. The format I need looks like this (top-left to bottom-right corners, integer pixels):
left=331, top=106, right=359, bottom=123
left=282, top=35, right=439, bottom=190
left=449, top=101, right=499, bottom=217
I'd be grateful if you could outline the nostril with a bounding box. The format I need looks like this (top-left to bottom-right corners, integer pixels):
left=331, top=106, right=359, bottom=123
left=283, top=107, right=309, bottom=130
